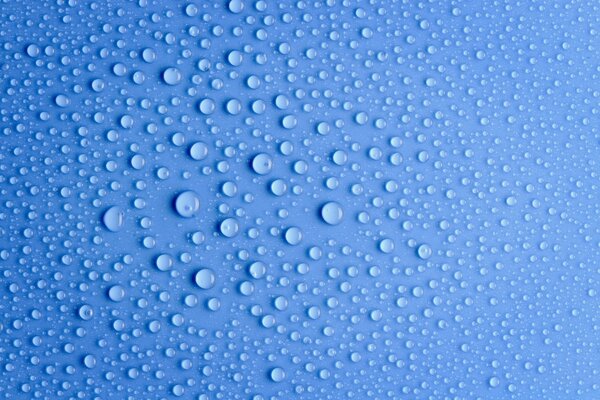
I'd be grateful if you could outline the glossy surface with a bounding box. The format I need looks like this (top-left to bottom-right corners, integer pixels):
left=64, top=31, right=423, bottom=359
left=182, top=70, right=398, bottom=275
left=0, top=1, right=598, bottom=399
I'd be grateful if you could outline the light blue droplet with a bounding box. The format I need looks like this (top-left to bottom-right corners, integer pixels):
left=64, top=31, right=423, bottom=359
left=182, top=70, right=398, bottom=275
left=78, top=304, right=94, bottom=320
left=379, top=238, right=394, bottom=254
left=174, top=191, right=200, bottom=218
left=83, top=355, right=96, bottom=369
left=102, top=206, right=125, bottom=232
left=228, top=0, right=244, bottom=13
left=189, top=142, right=209, bottom=160
left=220, top=218, right=239, bottom=238
left=270, top=367, right=285, bottom=382
left=251, top=153, right=273, bottom=175
left=284, top=227, right=303, bottom=245
left=108, top=285, right=125, bottom=302
left=321, top=202, right=344, bottom=225
left=162, top=67, right=182, bottom=85
left=155, top=254, right=174, bottom=271
left=194, top=269, right=216, bottom=289
left=417, top=244, right=432, bottom=260
left=199, top=98, right=216, bottom=115
left=239, top=281, right=254, bottom=296
left=248, top=261, right=266, bottom=279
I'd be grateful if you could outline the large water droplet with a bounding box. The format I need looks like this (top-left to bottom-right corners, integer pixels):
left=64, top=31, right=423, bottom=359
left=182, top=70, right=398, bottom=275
left=102, top=206, right=125, bottom=232
left=270, top=367, right=286, bottom=382
left=251, top=153, right=273, bottom=175
left=220, top=218, right=239, bottom=238
left=194, top=269, right=216, bottom=289
left=320, top=202, right=344, bottom=225
left=174, top=191, right=201, bottom=218
left=162, top=67, right=182, bottom=85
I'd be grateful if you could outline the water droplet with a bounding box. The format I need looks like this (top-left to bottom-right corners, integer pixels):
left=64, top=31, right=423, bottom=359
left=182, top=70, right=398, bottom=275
left=194, top=269, right=216, bottom=289
left=248, top=261, right=266, bottom=279
left=284, top=227, right=303, bottom=245
left=108, top=285, right=125, bottom=302
left=220, top=218, right=239, bottom=238
left=417, top=244, right=432, bottom=260
left=78, top=304, right=94, bottom=321
left=199, top=98, right=216, bottom=115
left=162, top=67, right=182, bottom=85
left=102, top=206, right=125, bottom=232
left=228, top=0, right=244, bottom=13
left=379, top=238, right=395, bottom=254
left=251, top=153, right=273, bottom=175
left=174, top=191, right=201, bottom=218
left=320, top=202, right=344, bottom=225
left=270, top=367, right=286, bottom=382
left=189, top=142, right=209, bottom=160
left=83, top=355, right=96, bottom=369
left=155, top=254, right=174, bottom=272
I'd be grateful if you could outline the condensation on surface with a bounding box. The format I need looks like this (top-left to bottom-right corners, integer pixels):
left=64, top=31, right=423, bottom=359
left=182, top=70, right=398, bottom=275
left=0, top=1, right=599, bottom=399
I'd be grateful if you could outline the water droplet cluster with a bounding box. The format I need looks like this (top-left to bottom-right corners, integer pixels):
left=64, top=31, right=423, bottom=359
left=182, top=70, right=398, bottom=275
left=0, top=1, right=598, bottom=399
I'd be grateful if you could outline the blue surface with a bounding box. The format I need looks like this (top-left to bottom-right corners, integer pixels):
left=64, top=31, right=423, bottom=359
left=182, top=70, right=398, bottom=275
left=0, top=0, right=599, bottom=399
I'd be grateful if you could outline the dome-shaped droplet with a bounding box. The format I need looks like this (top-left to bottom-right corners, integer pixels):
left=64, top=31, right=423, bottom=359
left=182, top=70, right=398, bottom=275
left=248, top=261, right=266, bottom=279
left=162, top=67, right=182, bottom=85
left=78, top=304, right=94, bottom=320
left=189, top=142, right=209, bottom=160
left=194, top=268, right=216, bottom=289
left=320, top=202, right=344, bottom=225
left=284, top=227, right=303, bottom=245
left=379, top=238, right=395, bottom=254
left=174, top=191, right=200, bottom=218
left=251, top=153, right=273, bottom=175
left=417, top=244, right=432, bottom=259
left=270, top=367, right=286, bottom=382
left=102, top=206, right=125, bottom=232
left=220, top=218, right=239, bottom=238
left=155, top=254, right=174, bottom=271
left=83, top=355, right=96, bottom=369
left=228, top=0, right=244, bottom=13
left=108, top=285, right=125, bottom=302
left=199, top=98, right=216, bottom=115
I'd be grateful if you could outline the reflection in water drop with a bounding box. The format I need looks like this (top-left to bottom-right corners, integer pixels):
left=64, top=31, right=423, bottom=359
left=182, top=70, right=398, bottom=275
left=320, top=201, right=344, bottom=225
left=174, top=191, right=201, bottom=218
left=102, top=206, right=125, bottom=232
left=194, top=268, right=216, bottom=289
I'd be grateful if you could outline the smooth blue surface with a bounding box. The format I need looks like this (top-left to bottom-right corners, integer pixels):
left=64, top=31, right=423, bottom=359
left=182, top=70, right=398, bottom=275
left=0, top=0, right=599, bottom=399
